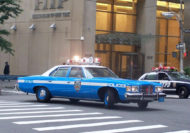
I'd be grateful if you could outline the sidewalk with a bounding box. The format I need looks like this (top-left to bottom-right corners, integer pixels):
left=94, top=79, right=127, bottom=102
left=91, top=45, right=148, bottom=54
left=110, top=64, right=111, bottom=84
left=0, top=80, right=17, bottom=89
left=0, top=80, right=17, bottom=94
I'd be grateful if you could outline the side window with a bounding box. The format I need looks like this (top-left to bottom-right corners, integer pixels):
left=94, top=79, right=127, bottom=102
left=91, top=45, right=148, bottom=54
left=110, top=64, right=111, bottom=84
left=69, top=67, right=84, bottom=78
left=50, top=67, right=69, bottom=77
left=144, top=73, right=157, bottom=80
left=158, top=73, right=169, bottom=80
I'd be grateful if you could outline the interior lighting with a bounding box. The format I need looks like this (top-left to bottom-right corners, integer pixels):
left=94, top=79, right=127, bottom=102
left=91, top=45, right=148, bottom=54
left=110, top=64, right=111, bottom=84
left=157, top=1, right=168, bottom=7
left=115, top=5, right=133, bottom=10
left=117, top=0, right=133, bottom=2
left=169, top=2, right=184, bottom=9
left=96, top=3, right=108, bottom=6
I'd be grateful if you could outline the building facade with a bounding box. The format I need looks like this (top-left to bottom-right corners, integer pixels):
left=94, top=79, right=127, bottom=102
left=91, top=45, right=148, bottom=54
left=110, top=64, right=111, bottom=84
left=0, top=0, right=189, bottom=79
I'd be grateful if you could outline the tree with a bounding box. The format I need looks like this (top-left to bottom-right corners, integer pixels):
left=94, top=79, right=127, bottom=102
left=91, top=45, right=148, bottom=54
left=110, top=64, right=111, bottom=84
left=0, top=0, right=22, bottom=55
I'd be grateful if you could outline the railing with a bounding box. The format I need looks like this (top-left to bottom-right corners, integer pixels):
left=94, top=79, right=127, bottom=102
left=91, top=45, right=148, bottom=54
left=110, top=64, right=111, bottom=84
left=0, top=75, right=26, bottom=80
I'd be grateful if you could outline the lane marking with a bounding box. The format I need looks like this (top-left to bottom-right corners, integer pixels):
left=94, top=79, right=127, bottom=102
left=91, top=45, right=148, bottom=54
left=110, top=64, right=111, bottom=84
left=0, top=112, right=102, bottom=120
left=0, top=109, right=80, bottom=116
left=33, top=120, right=143, bottom=131
left=14, top=116, right=122, bottom=125
left=0, top=103, right=34, bottom=106
left=164, top=130, right=190, bottom=133
left=82, top=125, right=168, bottom=133
left=166, top=95, right=180, bottom=98
left=0, top=104, right=48, bottom=108
left=0, top=107, right=64, bottom=112
left=1, top=90, right=25, bottom=94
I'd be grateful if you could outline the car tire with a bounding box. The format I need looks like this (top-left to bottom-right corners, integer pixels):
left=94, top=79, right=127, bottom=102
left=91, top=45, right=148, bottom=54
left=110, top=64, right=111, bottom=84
left=69, top=99, right=80, bottom=103
left=36, top=87, right=51, bottom=102
left=137, top=101, right=148, bottom=110
left=104, top=89, right=115, bottom=108
left=178, top=86, right=189, bottom=99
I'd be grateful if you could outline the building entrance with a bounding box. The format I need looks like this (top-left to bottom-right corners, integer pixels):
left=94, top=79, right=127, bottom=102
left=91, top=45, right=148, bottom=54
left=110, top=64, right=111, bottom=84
left=115, top=53, right=144, bottom=79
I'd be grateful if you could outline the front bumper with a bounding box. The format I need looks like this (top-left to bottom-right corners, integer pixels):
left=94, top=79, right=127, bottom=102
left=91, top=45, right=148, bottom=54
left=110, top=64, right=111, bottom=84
left=124, top=92, right=166, bottom=102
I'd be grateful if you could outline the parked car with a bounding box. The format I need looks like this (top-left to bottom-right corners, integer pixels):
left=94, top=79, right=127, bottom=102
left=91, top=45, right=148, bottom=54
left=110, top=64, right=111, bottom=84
left=139, top=66, right=190, bottom=99
left=18, top=58, right=165, bottom=109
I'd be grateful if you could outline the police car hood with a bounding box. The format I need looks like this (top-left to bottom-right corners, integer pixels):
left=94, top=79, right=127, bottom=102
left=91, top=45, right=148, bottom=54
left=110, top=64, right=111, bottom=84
left=93, top=77, right=161, bottom=86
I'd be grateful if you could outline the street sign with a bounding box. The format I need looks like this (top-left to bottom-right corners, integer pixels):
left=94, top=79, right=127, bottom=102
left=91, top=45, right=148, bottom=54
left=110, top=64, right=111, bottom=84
left=184, top=29, right=190, bottom=33
left=176, top=43, right=185, bottom=50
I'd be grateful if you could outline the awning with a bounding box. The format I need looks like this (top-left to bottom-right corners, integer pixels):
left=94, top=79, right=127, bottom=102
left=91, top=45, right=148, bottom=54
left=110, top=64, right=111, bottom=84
left=95, top=32, right=141, bottom=45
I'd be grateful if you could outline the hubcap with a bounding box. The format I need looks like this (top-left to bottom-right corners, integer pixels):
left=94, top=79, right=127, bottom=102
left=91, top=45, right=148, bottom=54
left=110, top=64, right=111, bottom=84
left=40, top=90, right=46, bottom=97
left=106, top=96, right=109, bottom=101
left=181, top=90, right=185, bottom=95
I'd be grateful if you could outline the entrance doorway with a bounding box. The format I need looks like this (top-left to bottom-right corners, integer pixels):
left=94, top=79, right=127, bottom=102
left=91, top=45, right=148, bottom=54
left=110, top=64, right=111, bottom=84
left=115, top=53, right=144, bottom=79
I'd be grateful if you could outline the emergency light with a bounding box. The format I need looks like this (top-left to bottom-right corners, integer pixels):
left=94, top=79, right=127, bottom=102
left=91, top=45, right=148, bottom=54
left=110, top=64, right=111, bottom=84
left=152, top=66, right=177, bottom=72
left=66, top=57, right=101, bottom=65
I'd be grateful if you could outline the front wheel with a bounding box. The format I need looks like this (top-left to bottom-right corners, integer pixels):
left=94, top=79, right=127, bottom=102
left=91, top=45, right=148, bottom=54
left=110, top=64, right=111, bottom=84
left=137, top=101, right=148, bottom=110
left=104, top=89, right=115, bottom=108
left=178, top=86, right=189, bottom=99
left=36, top=87, right=51, bottom=102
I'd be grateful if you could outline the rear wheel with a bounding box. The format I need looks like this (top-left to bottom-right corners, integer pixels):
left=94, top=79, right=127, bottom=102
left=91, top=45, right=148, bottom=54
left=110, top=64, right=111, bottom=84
left=178, top=86, right=189, bottom=99
left=137, top=101, right=148, bottom=110
left=104, top=89, right=115, bottom=108
left=36, top=87, right=51, bottom=102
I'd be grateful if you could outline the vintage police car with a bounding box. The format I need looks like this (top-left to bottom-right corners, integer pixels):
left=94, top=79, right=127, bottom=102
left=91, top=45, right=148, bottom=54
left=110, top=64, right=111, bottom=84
left=18, top=57, right=165, bottom=109
left=139, top=66, right=190, bottom=99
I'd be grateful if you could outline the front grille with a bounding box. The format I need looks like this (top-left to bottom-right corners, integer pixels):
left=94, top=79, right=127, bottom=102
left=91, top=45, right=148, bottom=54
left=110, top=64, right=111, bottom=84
left=140, top=85, right=153, bottom=94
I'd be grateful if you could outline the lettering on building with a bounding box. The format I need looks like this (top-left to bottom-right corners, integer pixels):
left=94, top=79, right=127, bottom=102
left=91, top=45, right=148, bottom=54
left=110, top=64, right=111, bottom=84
left=35, top=0, right=68, bottom=10
left=32, top=11, right=70, bottom=19
left=33, top=0, right=70, bottom=19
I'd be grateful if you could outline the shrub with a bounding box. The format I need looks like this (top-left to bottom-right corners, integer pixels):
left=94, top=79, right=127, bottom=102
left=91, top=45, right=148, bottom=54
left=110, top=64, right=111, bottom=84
left=184, top=67, right=190, bottom=76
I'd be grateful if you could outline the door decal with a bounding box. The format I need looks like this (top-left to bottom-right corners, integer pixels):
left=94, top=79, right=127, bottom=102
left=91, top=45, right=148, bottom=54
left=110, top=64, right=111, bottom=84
left=74, top=81, right=81, bottom=92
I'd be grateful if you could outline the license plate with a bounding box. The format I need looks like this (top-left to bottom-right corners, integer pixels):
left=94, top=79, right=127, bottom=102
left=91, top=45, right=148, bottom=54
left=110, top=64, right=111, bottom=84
left=158, top=97, right=164, bottom=102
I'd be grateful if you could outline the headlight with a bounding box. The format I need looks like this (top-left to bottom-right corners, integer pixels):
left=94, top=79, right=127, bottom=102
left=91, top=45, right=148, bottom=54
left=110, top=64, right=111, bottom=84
left=131, top=86, right=139, bottom=92
left=155, top=86, right=163, bottom=92
left=126, top=86, right=131, bottom=92
left=126, top=86, right=139, bottom=92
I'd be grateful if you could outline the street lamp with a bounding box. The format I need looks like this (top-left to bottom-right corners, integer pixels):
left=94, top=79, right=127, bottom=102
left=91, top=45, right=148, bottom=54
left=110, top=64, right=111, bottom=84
left=161, top=0, right=184, bottom=73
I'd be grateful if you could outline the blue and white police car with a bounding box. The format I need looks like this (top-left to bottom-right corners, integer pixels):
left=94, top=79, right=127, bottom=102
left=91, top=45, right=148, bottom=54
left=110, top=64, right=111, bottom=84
left=18, top=57, right=166, bottom=109
left=139, top=66, right=190, bottom=99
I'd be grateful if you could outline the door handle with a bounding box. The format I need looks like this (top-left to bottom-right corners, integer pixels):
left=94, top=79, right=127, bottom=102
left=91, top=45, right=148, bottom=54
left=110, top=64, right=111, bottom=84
left=48, top=81, right=52, bottom=82
left=67, top=81, right=70, bottom=84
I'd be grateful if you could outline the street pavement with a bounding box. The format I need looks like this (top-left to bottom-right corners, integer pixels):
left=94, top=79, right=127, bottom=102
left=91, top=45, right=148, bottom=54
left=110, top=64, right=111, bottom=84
left=0, top=84, right=190, bottom=133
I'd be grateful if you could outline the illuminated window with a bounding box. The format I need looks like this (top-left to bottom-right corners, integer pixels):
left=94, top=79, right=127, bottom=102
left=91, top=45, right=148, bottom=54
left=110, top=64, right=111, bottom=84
left=156, top=0, right=184, bottom=69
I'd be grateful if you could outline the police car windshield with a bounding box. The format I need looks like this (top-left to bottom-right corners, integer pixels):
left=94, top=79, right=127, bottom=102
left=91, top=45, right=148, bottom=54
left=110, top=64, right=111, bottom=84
left=85, top=67, right=118, bottom=78
left=168, top=72, right=190, bottom=80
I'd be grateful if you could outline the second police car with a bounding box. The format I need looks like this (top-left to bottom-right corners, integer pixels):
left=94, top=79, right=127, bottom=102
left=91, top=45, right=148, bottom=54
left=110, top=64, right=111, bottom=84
left=139, top=66, right=190, bottom=99
left=18, top=57, right=166, bottom=109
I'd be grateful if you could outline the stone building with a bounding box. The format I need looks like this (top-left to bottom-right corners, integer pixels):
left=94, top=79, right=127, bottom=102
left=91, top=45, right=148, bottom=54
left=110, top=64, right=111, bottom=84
left=0, top=0, right=189, bottom=79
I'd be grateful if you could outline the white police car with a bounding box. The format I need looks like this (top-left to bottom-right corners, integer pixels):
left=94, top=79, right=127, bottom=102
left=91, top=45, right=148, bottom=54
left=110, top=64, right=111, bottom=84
left=139, top=66, right=190, bottom=99
left=18, top=57, right=165, bottom=109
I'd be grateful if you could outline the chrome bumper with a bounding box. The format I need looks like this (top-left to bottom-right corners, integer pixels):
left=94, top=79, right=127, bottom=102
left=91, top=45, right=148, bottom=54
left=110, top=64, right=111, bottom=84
left=124, top=93, right=166, bottom=101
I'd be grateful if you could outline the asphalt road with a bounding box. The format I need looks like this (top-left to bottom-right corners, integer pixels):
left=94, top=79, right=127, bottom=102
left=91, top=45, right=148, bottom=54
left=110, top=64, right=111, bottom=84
left=0, top=91, right=190, bottom=133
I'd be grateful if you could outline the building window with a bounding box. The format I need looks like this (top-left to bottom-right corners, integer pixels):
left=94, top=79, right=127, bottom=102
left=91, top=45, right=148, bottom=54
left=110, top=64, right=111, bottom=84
left=156, top=0, right=184, bottom=69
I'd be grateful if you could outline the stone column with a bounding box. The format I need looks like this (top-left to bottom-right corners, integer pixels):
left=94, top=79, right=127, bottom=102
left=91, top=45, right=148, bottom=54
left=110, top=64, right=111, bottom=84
left=70, top=0, right=96, bottom=58
left=136, top=0, right=157, bottom=72
left=184, top=0, right=190, bottom=67
left=82, top=0, right=96, bottom=57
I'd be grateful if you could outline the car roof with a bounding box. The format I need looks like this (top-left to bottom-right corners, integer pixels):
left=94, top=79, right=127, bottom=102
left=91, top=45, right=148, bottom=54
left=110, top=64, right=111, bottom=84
left=42, top=65, right=107, bottom=76
left=55, top=65, right=106, bottom=68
